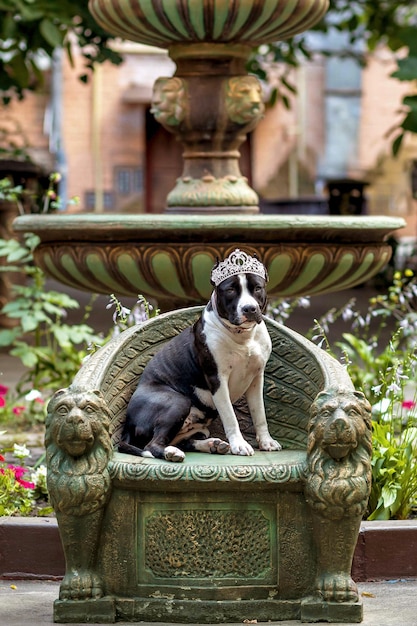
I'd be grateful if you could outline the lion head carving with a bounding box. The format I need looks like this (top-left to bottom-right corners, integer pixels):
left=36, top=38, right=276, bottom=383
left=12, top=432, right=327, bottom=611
left=305, top=387, right=372, bottom=520
left=45, top=387, right=113, bottom=516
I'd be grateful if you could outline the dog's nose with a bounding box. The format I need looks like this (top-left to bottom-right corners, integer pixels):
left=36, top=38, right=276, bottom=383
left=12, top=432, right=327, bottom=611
left=242, top=304, right=257, bottom=314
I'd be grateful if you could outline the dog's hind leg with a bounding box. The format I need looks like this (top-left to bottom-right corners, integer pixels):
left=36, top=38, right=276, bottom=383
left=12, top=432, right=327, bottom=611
left=182, top=435, right=230, bottom=455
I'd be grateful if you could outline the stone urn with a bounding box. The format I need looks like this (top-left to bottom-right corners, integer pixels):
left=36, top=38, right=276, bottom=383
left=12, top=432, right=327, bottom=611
left=89, top=0, right=329, bottom=213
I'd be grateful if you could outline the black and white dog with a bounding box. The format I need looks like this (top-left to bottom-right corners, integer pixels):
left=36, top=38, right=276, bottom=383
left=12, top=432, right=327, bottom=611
left=119, top=249, right=282, bottom=462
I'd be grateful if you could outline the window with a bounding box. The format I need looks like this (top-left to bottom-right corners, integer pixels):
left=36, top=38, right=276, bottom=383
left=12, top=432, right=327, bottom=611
left=85, top=191, right=115, bottom=210
left=115, top=167, right=143, bottom=195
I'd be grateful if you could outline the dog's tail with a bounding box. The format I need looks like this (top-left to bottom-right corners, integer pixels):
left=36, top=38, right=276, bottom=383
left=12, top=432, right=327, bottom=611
left=118, top=440, right=154, bottom=458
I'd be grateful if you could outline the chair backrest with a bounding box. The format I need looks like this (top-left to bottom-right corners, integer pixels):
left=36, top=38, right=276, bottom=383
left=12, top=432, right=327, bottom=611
left=73, top=306, right=352, bottom=450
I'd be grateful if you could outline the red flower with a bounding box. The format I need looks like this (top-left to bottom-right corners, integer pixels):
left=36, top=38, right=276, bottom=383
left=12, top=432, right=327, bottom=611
left=0, top=384, right=9, bottom=395
left=0, top=454, right=5, bottom=462
left=16, top=477, right=35, bottom=489
left=0, top=396, right=5, bottom=408
left=12, top=406, right=25, bottom=415
left=402, top=400, right=416, bottom=410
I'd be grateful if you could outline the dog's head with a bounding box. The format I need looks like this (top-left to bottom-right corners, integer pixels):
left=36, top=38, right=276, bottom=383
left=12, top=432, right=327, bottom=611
left=210, top=250, right=268, bottom=327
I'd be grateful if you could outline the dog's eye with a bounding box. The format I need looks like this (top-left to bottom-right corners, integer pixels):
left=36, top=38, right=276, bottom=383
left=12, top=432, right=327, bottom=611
left=254, top=285, right=262, bottom=293
left=226, top=288, right=236, bottom=295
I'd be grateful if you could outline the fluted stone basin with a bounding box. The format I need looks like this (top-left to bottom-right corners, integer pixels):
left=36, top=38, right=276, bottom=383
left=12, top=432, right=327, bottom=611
left=89, top=0, right=329, bottom=48
left=13, top=213, right=405, bottom=310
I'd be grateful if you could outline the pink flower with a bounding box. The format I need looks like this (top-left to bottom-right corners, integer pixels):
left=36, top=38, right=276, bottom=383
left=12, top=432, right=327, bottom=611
left=402, top=400, right=416, bottom=410
left=0, top=384, right=8, bottom=395
left=16, top=477, right=35, bottom=489
left=6, top=465, right=35, bottom=489
left=0, top=396, right=5, bottom=408
left=12, top=406, right=25, bottom=415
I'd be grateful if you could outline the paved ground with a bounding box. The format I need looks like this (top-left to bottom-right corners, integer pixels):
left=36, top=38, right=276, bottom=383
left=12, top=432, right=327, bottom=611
left=0, top=579, right=416, bottom=626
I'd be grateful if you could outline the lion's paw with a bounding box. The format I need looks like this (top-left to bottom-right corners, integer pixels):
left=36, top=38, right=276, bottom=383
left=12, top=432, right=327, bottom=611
left=59, top=571, right=104, bottom=600
left=316, top=573, right=359, bottom=603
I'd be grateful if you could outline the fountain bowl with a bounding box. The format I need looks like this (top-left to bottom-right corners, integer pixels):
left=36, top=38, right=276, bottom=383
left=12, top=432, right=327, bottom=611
left=13, top=213, right=405, bottom=310
left=89, top=0, right=329, bottom=49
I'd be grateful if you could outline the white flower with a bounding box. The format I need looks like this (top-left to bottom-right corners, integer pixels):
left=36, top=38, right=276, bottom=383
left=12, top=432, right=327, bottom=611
left=387, top=382, right=402, bottom=395
left=371, top=384, right=383, bottom=396
left=372, top=397, right=391, bottom=416
left=298, top=297, right=310, bottom=309
left=35, top=464, right=47, bottom=477
left=25, top=389, right=43, bottom=402
left=13, top=443, right=31, bottom=459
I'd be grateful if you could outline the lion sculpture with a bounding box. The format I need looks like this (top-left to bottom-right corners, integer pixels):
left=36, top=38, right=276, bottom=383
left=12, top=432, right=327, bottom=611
left=304, top=387, right=372, bottom=605
left=305, top=386, right=372, bottom=520
left=45, top=386, right=113, bottom=600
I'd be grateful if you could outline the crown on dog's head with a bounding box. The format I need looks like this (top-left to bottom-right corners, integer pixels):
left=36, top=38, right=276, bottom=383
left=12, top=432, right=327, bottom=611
left=211, top=249, right=268, bottom=287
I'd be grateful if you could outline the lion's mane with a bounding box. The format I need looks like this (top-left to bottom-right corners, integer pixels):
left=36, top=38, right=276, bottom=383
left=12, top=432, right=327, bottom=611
left=45, top=387, right=113, bottom=516
left=305, top=387, right=372, bottom=520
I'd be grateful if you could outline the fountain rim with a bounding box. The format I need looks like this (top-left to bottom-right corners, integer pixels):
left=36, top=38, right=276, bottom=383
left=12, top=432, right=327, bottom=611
left=13, top=214, right=405, bottom=245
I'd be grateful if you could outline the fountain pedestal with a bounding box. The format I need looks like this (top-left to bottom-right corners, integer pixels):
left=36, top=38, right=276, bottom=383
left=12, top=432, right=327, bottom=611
left=89, top=0, right=329, bottom=213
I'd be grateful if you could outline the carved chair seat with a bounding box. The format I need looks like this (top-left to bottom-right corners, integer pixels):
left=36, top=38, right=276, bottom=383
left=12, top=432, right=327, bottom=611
left=47, top=307, right=371, bottom=624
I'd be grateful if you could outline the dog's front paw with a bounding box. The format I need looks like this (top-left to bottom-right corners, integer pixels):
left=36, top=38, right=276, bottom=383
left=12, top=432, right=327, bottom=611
left=258, top=436, right=282, bottom=451
left=164, top=446, right=185, bottom=462
left=229, top=437, right=254, bottom=456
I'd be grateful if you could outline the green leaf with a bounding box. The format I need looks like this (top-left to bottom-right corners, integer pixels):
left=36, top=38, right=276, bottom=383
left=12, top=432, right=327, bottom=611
left=392, top=56, right=417, bottom=82
left=0, top=327, right=19, bottom=346
left=1, top=12, right=16, bottom=39
left=10, top=346, right=38, bottom=368
left=40, top=18, right=64, bottom=48
left=392, top=133, right=404, bottom=156
left=8, top=53, right=30, bottom=88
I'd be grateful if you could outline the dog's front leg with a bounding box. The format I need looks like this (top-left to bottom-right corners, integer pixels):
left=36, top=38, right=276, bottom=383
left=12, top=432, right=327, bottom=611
left=246, top=375, right=282, bottom=451
left=212, top=385, right=254, bottom=456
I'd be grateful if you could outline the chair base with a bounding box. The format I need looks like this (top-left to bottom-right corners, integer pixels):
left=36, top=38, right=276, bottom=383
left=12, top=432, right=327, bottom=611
left=54, top=596, right=363, bottom=623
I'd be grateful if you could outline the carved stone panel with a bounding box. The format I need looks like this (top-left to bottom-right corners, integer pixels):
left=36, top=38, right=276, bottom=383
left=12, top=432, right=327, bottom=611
left=138, top=502, right=277, bottom=585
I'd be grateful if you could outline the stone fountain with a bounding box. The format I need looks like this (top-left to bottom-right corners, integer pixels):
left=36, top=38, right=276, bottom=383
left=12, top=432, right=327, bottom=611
left=19, top=2, right=406, bottom=624
left=13, top=0, right=404, bottom=309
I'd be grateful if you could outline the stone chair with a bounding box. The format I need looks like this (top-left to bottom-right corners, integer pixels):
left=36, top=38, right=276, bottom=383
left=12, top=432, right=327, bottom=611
left=45, top=307, right=372, bottom=624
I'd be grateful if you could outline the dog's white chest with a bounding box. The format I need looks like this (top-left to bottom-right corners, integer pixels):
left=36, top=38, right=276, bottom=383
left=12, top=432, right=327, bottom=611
left=224, top=342, right=267, bottom=402
left=204, top=319, right=271, bottom=404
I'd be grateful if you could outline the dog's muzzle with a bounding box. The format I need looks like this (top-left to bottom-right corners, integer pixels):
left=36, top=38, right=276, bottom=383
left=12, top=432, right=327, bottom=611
left=240, top=304, right=263, bottom=324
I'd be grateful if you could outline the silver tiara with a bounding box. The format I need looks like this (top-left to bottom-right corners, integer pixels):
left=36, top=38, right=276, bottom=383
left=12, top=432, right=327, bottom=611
left=211, top=249, right=267, bottom=287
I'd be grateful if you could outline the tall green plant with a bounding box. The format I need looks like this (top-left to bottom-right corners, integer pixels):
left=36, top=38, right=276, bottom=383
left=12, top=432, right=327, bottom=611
left=0, top=233, right=103, bottom=396
left=270, top=269, right=417, bottom=520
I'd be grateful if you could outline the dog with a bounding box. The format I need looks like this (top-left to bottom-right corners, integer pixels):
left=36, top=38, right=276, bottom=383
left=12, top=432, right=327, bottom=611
left=119, top=249, right=282, bottom=462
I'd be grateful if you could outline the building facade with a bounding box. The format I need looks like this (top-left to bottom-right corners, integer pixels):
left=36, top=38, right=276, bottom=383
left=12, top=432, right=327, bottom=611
left=1, top=41, right=416, bottom=237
